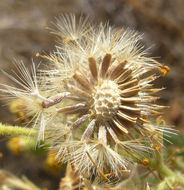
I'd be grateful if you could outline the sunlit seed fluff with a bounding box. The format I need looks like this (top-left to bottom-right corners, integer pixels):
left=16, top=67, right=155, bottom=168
left=0, top=62, right=58, bottom=141
left=47, top=15, right=170, bottom=180
left=0, top=14, right=171, bottom=183
left=142, top=116, right=177, bottom=145
left=51, top=14, right=92, bottom=43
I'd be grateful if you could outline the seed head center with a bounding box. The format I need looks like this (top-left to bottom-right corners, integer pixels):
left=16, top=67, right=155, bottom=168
left=92, top=80, right=121, bottom=120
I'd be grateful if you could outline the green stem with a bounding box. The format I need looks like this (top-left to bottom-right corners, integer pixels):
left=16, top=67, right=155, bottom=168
left=0, top=123, right=37, bottom=136
left=148, top=150, right=184, bottom=190
left=150, top=150, right=174, bottom=178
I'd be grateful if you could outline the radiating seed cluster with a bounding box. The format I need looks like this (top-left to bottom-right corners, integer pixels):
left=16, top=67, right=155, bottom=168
left=0, top=14, right=172, bottom=182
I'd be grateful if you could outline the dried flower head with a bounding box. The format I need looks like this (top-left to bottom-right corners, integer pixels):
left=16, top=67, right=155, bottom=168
left=0, top=14, right=170, bottom=182
left=43, top=15, right=169, bottom=178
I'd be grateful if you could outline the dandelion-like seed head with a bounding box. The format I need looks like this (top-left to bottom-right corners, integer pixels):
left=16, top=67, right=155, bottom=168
left=59, top=49, right=164, bottom=142
left=0, top=14, right=171, bottom=183
left=49, top=15, right=170, bottom=180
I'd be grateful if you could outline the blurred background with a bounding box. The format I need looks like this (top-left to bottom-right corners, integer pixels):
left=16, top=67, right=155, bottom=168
left=0, top=0, right=184, bottom=189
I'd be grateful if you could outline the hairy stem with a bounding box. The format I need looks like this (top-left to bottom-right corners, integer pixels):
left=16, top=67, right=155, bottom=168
left=0, top=123, right=37, bottom=136
left=150, top=150, right=174, bottom=178
left=148, top=150, right=184, bottom=189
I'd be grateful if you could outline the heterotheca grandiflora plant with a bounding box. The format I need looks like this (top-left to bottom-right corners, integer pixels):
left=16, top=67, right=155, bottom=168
left=0, top=14, right=177, bottom=185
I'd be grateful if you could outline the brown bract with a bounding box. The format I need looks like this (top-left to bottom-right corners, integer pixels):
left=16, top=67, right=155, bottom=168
left=57, top=53, right=163, bottom=145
